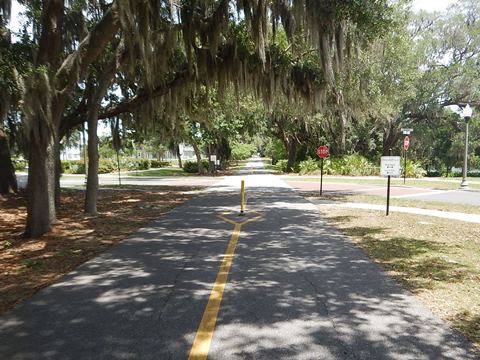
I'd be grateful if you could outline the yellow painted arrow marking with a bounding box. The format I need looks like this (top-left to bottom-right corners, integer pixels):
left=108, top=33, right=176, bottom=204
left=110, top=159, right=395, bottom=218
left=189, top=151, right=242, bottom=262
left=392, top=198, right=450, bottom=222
left=188, top=211, right=262, bottom=360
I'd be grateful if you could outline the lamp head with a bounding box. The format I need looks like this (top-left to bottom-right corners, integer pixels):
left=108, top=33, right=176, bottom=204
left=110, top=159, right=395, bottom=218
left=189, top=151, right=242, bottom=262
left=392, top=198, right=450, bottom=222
left=462, top=104, right=473, bottom=121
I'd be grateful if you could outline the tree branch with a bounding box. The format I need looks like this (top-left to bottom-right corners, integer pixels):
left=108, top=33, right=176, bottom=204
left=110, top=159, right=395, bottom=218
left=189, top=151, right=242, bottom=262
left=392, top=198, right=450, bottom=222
left=98, top=69, right=190, bottom=120
left=56, top=2, right=120, bottom=100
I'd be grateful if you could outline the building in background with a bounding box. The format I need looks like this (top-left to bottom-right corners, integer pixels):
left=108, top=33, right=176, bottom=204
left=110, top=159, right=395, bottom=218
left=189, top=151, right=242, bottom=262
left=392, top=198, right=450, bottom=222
left=61, top=146, right=82, bottom=160
left=161, top=143, right=196, bottom=161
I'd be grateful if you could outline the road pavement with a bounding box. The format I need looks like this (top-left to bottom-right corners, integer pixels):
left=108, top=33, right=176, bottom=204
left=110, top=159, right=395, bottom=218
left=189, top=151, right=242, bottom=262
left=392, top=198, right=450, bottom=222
left=2, top=159, right=478, bottom=359
left=285, top=179, right=480, bottom=206
left=394, top=188, right=480, bottom=206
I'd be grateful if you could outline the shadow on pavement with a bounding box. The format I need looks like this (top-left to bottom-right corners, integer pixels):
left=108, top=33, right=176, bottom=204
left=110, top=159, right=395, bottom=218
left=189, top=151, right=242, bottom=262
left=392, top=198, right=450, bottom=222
left=0, top=189, right=477, bottom=359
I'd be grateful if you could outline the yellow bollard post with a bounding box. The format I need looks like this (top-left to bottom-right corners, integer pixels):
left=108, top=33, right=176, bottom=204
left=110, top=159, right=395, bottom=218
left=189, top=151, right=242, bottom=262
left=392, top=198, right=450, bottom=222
left=240, top=180, right=245, bottom=216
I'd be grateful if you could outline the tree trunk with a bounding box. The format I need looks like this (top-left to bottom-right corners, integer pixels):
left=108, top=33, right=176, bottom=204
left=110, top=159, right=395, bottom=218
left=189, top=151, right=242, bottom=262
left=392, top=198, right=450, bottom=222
left=208, top=145, right=215, bottom=174
left=25, top=132, right=57, bottom=238
left=54, top=142, right=61, bottom=207
left=84, top=118, right=99, bottom=214
left=0, top=129, right=18, bottom=194
left=338, top=111, right=347, bottom=155
left=286, top=139, right=297, bottom=173
left=176, top=144, right=183, bottom=168
left=23, top=0, right=62, bottom=236
left=191, top=140, right=205, bottom=174
left=22, top=0, right=120, bottom=238
left=382, top=122, right=399, bottom=155
left=84, top=55, right=119, bottom=215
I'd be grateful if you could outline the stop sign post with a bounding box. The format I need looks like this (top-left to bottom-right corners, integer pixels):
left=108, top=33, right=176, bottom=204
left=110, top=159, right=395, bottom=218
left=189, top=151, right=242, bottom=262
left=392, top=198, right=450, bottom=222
left=316, top=146, right=329, bottom=195
left=317, top=146, right=329, bottom=158
left=404, top=136, right=410, bottom=151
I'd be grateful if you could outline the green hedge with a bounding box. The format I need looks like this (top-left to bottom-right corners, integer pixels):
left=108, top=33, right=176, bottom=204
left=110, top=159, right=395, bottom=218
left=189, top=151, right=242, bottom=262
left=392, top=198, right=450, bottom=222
left=403, top=159, right=426, bottom=178
left=324, top=154, right=378, bottom=176
left=298, top=158, right=319, bottom=175
left=183, top=160, right=209, bottom=173
left=278, top=154, right=427, bottom=178
left=12, top=159, right=27, bottom=171
left=450, top=169, right=480, bottom=177
left=150, top=160, right=171, bottom=168
left=61, top=160, right=86, bottom=174
left=274, top=159, right=289, bottom=172
left=61, top=158, right=169, bottom=174
left=120, top=157, right=150, bottom=170
left=98, top=159, right=116, bottom=174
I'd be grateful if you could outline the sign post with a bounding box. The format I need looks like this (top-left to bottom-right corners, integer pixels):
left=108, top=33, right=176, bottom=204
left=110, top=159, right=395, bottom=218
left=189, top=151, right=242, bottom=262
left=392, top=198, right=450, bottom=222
left=401, top=128, right=413, bottom=184
left=240, top=180, right=245, bottom=216
left=381, top=152, right=401, bottom=215
left=210, top=155, right=217, bottom=175
left=316, top=146, right=329, bottom=195
left=403, top=136, right=410, bottom=184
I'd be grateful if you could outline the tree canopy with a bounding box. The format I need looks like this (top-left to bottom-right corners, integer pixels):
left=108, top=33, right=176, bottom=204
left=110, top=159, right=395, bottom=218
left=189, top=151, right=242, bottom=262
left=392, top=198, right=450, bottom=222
left=1, top=0, right=479, bottom=237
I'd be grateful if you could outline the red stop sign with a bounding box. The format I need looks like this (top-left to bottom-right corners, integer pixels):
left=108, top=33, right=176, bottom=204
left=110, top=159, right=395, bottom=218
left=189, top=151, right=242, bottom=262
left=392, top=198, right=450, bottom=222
left=317, top=145, right=329, bottom=158
left=404, top=136, right=410, bottom=151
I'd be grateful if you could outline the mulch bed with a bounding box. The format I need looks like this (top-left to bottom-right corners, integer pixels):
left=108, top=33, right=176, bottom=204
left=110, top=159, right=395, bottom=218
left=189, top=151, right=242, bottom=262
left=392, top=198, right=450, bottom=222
left=0, top=186, right=198, bottom=315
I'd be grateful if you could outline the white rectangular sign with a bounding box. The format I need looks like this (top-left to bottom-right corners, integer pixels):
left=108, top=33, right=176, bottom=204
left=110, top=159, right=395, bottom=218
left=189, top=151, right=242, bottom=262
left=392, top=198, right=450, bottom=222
left=381, top=156, right=401, bottom=177
left=210, top=155, right=217, bottom=162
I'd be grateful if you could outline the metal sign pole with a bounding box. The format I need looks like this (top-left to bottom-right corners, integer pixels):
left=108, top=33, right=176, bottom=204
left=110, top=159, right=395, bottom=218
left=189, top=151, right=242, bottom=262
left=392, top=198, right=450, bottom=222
left=386, top=175, right=391, bottom=216
left=404, top=148, right=407, bottom=184
left=386, top=148, right=392, bottom=216
left=240, top=180, right=245, bottom=216
left=320, top=158, right=324, bottom=196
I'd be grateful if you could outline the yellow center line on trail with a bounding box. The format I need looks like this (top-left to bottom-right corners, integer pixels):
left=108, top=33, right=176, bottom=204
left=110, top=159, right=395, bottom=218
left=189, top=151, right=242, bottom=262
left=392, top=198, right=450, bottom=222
left=188, top=212, right=262, bottom=360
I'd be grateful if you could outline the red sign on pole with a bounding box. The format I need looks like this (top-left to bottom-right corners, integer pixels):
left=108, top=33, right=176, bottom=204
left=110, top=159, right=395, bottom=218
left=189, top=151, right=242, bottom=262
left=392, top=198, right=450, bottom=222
left=404, top=136, right=410, bottom=151
left=316, top=145, right=329, bottom=158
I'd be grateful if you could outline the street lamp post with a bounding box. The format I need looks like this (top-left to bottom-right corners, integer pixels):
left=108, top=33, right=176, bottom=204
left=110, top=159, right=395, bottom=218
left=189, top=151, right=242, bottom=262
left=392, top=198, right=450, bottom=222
left=460, top=104, right=473, bottom=189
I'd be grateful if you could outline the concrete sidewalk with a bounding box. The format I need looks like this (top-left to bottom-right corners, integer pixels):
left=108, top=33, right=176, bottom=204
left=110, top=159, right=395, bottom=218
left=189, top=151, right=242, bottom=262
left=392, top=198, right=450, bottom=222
left=312, top=200, right=480, bottom=223
left=1, top=160, right=478, bottom=359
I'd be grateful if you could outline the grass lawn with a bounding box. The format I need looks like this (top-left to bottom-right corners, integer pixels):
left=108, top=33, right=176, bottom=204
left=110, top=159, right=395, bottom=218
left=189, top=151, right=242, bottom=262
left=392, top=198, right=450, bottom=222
left=128, top=167, right=194, bottom=176
left=284, top=176, right=480, bottom=190
left=59, top=168, right=191, bottom=178
left=314, top=202, right=480, bottom=350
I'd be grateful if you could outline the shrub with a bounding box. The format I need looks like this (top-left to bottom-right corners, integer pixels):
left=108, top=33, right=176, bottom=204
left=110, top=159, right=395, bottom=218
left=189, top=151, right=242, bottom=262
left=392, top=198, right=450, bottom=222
left=138, top=158, right=151, bottom=170
left=343, top=154, right=378, bottom=176
left=275, top=159, right=289, bottom=172
left=98, top=158, right=116, bottom=174
left=183, top=159, right=209, bottom=173
left=426, top=169, right=441, bottom=177
left=468, top=169, right=480, bottom=177
left=61, top=160, right=86, bottom=174
left=298, top=158, right=319, bottom=174
left=150, top=160, right=170, bottom=168
left=324, top=154, right=378, bottom=176
left=12, top=159, right=27, bottom=171
left=469, top=155, right=480, bottom=169
left=403, top=159, right=426, bottom=178
left=264, top=139, right=287, bottom=165
left=120, top=157, right=153, bottom=171
left=451, top=169, right=480, bottom=177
